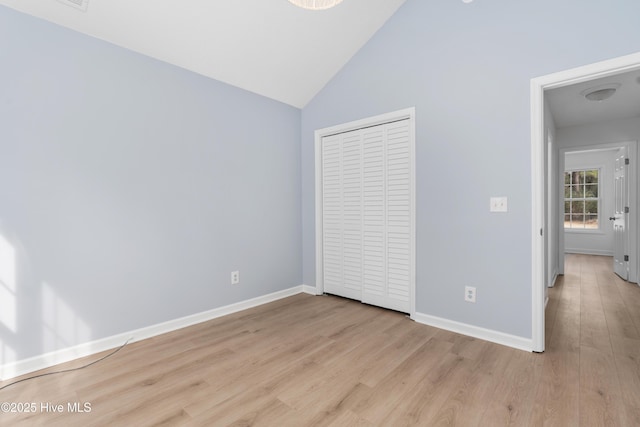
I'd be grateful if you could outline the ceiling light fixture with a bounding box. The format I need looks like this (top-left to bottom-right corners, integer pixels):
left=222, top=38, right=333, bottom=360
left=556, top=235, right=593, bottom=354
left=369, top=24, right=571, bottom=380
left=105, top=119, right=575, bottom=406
left=56, top=0, right=89, bottom=12
left=580, top=83, right=621, bottom=102
left=288, top=0, right=344, bottom=10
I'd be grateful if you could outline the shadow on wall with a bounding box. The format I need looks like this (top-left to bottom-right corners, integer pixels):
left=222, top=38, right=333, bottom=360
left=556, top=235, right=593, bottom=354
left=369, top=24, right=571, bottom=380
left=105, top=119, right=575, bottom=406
left=0, top=227, right=92, bottom=378
left=0, top=233, right=17, bottom=367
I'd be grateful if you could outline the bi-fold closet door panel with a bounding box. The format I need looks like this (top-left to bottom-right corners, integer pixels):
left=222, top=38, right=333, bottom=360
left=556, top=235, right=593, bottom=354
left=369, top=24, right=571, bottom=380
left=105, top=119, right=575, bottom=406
left=322, top=130, right=363, bottom=301
left=321, top=119, right=411, bottom=313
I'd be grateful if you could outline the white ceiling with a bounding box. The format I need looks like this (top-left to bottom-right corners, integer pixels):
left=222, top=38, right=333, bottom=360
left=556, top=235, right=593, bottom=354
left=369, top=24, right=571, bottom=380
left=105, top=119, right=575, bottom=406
left=0, top=0, right=406, bottom=108
left=546, top=69, right=640, bottom=129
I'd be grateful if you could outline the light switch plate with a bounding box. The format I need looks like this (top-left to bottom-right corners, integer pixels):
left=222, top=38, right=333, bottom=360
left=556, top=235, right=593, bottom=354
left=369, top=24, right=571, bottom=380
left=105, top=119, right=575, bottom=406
left=490, top=197, right=508, bottom=212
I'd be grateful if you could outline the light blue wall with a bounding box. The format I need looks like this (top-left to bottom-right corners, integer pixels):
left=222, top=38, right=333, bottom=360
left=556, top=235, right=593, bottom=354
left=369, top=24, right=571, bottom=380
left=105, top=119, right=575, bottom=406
left=0, top=6, right=301, bottom=362
left=301, top=0, right=640, bottom=338
left=558, top=116, right=640, bottom=150
left=3, top=0, right=639, bottom=363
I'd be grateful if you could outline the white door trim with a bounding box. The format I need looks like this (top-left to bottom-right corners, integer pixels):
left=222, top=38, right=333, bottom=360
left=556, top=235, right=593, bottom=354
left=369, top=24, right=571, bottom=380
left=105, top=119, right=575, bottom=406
left=315, top=107, right=416, bottom=318
left=531, top=52, right=640, bottom=352
left=559, top=141, right=638, bottom=278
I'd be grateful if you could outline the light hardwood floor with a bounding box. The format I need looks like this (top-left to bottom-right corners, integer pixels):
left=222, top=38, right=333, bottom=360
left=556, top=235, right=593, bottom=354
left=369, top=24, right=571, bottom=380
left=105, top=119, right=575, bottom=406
left=1, top=254, right=640, bottom=426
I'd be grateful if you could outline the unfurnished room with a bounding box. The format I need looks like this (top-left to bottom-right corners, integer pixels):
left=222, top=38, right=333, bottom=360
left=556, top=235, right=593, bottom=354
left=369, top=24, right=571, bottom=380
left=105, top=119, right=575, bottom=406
left=1, top=0, right=640, bottom=425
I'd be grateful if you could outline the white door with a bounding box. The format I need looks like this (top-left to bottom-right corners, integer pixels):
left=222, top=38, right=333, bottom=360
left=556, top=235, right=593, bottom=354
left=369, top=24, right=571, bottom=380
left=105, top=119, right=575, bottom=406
left=320, top=119, right=413, bottom=313
left=321, top=130, right=363, bottom=301
left=612, top=147, right=628, bottom=280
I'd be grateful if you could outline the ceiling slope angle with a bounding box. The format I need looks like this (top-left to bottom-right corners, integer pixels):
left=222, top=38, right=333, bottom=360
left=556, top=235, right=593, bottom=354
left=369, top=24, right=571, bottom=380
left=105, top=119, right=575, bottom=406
left=0, top=0, right=407, bottom=108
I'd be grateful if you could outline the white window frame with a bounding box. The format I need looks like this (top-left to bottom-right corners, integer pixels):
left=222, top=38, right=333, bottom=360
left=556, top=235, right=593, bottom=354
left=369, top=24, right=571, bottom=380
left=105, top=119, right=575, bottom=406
left=563, top=168, right=601, bottom=232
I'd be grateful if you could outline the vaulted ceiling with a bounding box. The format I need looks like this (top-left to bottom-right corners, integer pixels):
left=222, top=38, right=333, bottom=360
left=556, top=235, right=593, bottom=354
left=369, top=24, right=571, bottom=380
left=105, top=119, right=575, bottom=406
left=5, top=0, right=639, bottom=124
left=0, top=0, right=406, bottom=108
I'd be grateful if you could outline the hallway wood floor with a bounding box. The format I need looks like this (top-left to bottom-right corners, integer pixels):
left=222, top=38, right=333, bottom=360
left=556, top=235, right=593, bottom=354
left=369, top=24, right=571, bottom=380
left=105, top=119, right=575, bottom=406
left=1, top=254, right=639, bottom=426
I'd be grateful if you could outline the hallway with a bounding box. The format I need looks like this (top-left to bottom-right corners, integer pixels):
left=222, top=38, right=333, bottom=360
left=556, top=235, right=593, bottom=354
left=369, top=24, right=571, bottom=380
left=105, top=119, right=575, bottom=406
left=542, top=253, right=640, bottom=424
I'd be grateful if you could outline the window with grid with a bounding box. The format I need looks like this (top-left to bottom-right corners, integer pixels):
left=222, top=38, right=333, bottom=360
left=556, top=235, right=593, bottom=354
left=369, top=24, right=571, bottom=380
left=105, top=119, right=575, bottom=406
left=564, top=169, right=599, bottom=229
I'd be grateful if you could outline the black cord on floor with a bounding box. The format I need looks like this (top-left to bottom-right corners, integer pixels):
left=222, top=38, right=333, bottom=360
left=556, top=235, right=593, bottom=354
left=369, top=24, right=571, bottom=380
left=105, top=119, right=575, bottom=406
left=0, top=338, right=132, bottom=392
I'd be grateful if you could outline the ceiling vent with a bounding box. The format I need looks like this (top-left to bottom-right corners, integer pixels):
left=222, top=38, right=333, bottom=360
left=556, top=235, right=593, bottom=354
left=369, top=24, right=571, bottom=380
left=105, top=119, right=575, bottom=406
left=56, top=0, right=89, bottom=12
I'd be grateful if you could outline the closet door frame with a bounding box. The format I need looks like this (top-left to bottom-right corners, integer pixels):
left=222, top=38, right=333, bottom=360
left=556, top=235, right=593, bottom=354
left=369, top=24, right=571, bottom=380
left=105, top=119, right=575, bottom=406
left=314, top=107, right=416, bottom=318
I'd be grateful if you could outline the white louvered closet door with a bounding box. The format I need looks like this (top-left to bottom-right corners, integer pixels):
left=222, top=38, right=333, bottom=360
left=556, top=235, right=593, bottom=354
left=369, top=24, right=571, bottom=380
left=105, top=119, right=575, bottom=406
left=322, top=130, right=363, bottom=301
left=321, top=119, right=412, bottom=313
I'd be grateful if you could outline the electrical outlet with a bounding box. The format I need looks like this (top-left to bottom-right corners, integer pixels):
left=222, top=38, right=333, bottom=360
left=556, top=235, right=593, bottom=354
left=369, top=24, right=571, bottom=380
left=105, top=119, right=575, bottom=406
left=490, top=196, right=508, bottom=212
left=231, top=271, right=240, bottom=285
left=465, top=286, right=476, bottom=303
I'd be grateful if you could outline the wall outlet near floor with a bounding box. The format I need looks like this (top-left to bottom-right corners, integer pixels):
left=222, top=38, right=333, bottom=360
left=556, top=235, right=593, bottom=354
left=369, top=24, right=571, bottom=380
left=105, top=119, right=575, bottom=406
left=465, top=286, right=476, bottom=303
left=231, top=271, right=240, bottom=285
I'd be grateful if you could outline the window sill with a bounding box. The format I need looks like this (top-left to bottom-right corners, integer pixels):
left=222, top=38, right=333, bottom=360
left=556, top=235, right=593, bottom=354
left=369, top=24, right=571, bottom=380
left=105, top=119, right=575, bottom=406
left=564, top=228, right=606, bottom=235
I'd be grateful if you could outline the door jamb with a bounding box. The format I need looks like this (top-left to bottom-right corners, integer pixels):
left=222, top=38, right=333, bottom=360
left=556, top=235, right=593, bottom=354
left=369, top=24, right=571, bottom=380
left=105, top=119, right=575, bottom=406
left=531, top=52, right=640, bottom=353
left=559, top=141, right=638, bottom=281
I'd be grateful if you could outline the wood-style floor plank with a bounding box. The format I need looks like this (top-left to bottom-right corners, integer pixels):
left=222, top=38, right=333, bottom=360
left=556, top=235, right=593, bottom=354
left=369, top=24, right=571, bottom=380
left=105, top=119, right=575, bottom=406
left=1, top=254, right=640, bottom=426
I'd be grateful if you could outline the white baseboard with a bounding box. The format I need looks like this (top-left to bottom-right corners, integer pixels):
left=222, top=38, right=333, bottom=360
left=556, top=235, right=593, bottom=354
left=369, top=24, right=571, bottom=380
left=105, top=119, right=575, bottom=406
left=547, top=270, right=559, bottom=288
left=1, top=285, right=311, bottom=381
left=412, top=312, right=533, bottom=352
left=301, top=284, right=320, bottom=295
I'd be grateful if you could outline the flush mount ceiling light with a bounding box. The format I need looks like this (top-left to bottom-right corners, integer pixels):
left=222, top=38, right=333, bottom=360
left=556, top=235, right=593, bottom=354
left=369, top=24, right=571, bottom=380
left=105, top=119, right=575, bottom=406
left=56, top=0, right=89, bottom=11
left=288, top=0, right=344, bottom=10
left=580, top=83, right=621, bottom=102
